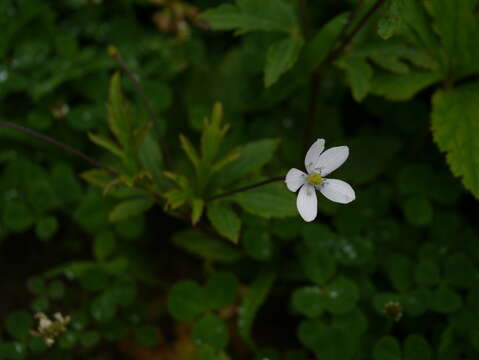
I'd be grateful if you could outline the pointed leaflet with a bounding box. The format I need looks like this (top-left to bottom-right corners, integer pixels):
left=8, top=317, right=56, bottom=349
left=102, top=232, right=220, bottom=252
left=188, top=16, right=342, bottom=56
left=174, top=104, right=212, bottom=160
left=214, top=139, right=279, bottom=187
left=431, top=83, right=479, bottom=198
left=207, top=202, right=241, bottom=243
left=264, top=36, right=304, bottom=87
left=108, top=73, right=132, bottom=151
left=339, top=56, right=373, bottom=102
left=109, top=197, right=154, bottom=222
left=201, top=0, right=298, bottom=34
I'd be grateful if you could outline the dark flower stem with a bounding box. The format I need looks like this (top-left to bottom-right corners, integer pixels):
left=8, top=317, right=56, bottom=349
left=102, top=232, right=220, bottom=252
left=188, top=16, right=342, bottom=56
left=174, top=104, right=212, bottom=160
left=0, top=121, right=117, bottom=175
left=303, top=0, right=387, bottom=152
left=206, top=176, right=285, bottom=202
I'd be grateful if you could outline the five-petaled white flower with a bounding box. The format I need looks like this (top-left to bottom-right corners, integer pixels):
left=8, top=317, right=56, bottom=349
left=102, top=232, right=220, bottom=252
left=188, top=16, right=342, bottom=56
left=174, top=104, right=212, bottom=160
left=285, top=139, right=355, bottom=222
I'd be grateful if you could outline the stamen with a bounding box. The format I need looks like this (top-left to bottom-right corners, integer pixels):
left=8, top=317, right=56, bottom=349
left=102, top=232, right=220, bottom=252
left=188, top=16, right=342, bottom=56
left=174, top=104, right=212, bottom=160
left=307, top=172, right=323, bottom=186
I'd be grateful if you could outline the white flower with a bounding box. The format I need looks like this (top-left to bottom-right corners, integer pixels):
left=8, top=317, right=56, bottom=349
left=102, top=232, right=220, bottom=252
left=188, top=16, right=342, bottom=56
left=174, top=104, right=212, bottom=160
left=285, top=139, right=355, bottom=222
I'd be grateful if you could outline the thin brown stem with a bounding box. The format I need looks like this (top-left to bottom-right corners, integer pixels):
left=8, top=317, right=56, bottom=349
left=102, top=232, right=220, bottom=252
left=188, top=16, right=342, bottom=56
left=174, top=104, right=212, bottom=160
left=206, top=176, right=285, bottom=202
left=303, top=0, right=387, bottom=152
left=0, top=121, right=117, bottom=175
left=109, top=46, right=172, bottom=167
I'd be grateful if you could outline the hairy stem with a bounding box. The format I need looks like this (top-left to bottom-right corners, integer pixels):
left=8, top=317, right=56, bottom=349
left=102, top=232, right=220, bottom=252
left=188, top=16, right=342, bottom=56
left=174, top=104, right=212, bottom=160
left=206, top=176, right=285, bottom=202
left=0, top=121, right=117, bottom=175
left=303, top=0, right=386, bottom=152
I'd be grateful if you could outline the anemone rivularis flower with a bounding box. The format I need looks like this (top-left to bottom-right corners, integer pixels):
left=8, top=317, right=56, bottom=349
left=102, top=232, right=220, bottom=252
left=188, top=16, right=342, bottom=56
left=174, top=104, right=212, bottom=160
left=285, top=139, right=355, bottom=222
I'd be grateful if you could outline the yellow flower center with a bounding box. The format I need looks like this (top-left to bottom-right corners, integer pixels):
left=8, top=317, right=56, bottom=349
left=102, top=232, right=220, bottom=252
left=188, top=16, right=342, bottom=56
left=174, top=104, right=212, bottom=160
left=307, top=172, right=323, bottom=186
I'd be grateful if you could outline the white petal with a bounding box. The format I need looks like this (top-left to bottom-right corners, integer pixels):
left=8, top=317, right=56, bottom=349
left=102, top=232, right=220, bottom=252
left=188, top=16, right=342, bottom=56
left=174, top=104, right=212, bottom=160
left=304, top=139, right=325, bottom=173
left=297, top=184, right=318, bottom=222
left=318, top=179, right=355, bottom=204
left=315, top=146, right=349, bottom=176
left=285, top=168, right=307, bottom=192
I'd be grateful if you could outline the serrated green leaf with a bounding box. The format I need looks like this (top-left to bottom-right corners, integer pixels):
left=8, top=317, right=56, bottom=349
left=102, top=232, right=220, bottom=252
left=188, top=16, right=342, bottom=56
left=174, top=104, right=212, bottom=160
left=339, top=56, right=373, bottom=102
left=264, top=37, right=303, bottom=87
left=202, top=0, right=298, bottom=34
left=232, top=182, right=296, bottom=218
left=214, top=139, right=279, bottom=187
left=109, top=197, right=154, bottom=222
left=207, top=202, right=241, bottom=243
left=431, top=83, right=479, bottom=198
left=238, top=269, right=276, bottom=349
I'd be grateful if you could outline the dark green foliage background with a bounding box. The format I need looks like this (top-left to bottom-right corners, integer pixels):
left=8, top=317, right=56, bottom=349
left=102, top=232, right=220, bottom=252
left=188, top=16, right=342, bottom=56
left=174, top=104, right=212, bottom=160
left=1, top=0, right=479, bottom=359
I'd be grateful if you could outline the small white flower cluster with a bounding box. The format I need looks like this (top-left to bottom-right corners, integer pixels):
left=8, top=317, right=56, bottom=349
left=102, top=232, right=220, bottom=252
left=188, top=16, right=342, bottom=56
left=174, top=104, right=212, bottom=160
left=30, top=312, right=71, bottom=346
left=286, top=139, right=355, bottom=222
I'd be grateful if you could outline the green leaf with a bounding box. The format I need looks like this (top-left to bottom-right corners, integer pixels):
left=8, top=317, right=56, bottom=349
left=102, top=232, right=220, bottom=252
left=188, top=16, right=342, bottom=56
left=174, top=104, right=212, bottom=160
left=109, top=197, right=154, bottom=222
left=242, top=228, right=273, bottom=261
left=299, top=247, right=336, bottom=286
left=264, top=36, right=303, bottom=87
left=5, top=311, right=33, bottom=340
left=167, top=281, right=207, bottom=321
left=444, top=253, right=476, bottom=288
left=180, top=134, right=201, bottom=168
left=202, top=0, right=298, bottom=34
left=238, top=269, right=276, bottom=349
left=207, top=202, right=241, bottom=243
left=431, top=83, right=479, bottom=198
left=370, top=70, right=441, bottom=101
left=80, top=331, right=101, bottom=348
left=232, top=183, right=296, bottom=218
left=414, top=259, right=441, bottom=287
left=0, top=341, right=27, bottom=360
left=3, top=200, right=34, bottom=232
left=402, top=196, right=433, bottom=226
left=291, top=286, right=324, bottom=318
left=193, top=313, right=230, bottom=350
left=214, top=139, right=279, bottom=187
left=322, top=277, right=359, bottom=314
left=205, top=272, right=239, bottom=310
left=172, top=230, right=243, bottom=263
left=48, top=280, right=65, bottom=299
left=378, top=1, right=402, bottom=40
left=431, top=285, right=462, bottom=313
left=373, top=336, right=401, bottom=360
left=339, top=56, right=373, bottom=102
left=107, top=72, right=132, bottom=150
left=88, top=133, right=124, bottom=158
left=94, top=232, right=116, bottom=262
left=386, top=254, right=414, bottom=292
left=35, top=216, right=58, bottom=240
left=404, top=335, right=431, bottom=360
left=27, top=277, right=46, bottom=295
left=139, top=133, right=164, bottom=189
left=134, top=326, right=159, bottom=348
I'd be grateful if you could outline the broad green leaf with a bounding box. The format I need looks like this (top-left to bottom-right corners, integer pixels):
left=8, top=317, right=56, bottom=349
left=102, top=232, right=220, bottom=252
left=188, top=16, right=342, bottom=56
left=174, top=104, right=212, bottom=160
left=431, top=83, right=479, bottom=198
left=404, top=335, right=431, bottom=360
left=191, top=197, right=205, bottom=225
left=167, top=281, right=207, bottom=321
left=172, top=230, right=243, bottom=263
left=3, top=200, right=34, bottom=232
left=0, top=341, right=27, bottom=360
left=91, top=294, right=117, bottom=323
left=205, top=272, right=239, bottom=310
left=5, top=311, right=33, bottom=340
left=215, top=139, right=279, bottom=187
left=386, top=254, right=414, bottom=292
left=322, top=277, right=359, bottom=314
left=373, top=336, right=401, bottom=360
left=94, top=232, right=116, bottom=261
left=444, top=253, right=476, bottom=289
left=202, top=0, right=298, bottom=34
left=339, top=56, right=373, bottom=102
left=414, top=259, right=440, bottom=287
left=138, top=133, right=164, bottom=189
left=80, top=169, right=115, bottom=188
left=207, top=202, right=241, bottom=243
left=35, top=216, right=58, bottom=240
left=378, top=1, right=402, bottom=40
left=193, top=313, right=229, bottom=350
left=80, top=331, right=101, bottom=348
left=264, top=36, right=303, bottom=87
left=401, top=196, right=433, bottom=226
left=232, top=182, right=296, bottom=218
left=242, top=228, right=273, bottom=261
left=238, top=269, right=276, bottom=349
left=109, top=197, right=154, bottom=222
left=370, top=70, right=441, bottom=101
left=299, top=247, right=336, bottom=285
left=291, top=286, right=324, bottom=318
left=431, top=286, right=462, bottom=313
